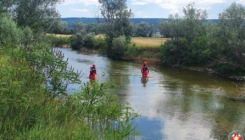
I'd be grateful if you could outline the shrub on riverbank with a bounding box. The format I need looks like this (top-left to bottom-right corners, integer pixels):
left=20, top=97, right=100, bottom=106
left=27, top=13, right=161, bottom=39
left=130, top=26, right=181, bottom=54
left=0, top=43, right=139, bottom=139
left=0, top=14, right=139, bottom=139
left=45, top=34, right=71, bottom=47
left=124, top=43, right=161, bottom=60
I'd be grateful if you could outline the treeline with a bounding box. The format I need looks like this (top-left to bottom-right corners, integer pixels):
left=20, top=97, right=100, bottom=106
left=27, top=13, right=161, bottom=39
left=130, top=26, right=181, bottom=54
left=54, top=19, right=157, bottom=37
left=67, top=2, right=245, bottom=75
left=0, top=1, right=138, bottom=139
left=159, top=2, right=245, bottom=75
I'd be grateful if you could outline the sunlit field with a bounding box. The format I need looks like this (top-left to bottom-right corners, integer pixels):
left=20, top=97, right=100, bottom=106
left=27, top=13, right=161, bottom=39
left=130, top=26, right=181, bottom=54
left=47, top=34, right=168, bottom=47
left=46, top=33, right=71, bottom=38
left=131, top=37, right=168, bottom=47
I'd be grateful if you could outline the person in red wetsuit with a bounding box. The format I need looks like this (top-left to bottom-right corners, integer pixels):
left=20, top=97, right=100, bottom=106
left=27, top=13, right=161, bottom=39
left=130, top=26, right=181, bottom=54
left=89, top=64, right=96, bottom=80
left=141, top=61, right=149, bottom=77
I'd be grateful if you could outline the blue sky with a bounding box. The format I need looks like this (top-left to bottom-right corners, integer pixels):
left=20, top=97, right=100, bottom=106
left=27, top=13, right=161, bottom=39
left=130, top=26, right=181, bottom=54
left=56, top=0, right=245, bottom=19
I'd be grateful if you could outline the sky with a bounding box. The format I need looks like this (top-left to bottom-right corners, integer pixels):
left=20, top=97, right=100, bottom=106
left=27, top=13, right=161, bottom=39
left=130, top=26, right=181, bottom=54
left=56, top=0, right=245, bottom=19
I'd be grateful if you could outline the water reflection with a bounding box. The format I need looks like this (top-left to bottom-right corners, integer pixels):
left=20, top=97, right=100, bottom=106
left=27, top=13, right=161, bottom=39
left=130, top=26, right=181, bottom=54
left=59, top=48, right=245, bottom=140
left=141, top=77, right=148, bottom=87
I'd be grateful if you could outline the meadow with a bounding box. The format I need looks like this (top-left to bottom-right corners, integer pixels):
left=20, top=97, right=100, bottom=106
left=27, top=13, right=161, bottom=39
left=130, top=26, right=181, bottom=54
left=47, top=34, right=168, bottom=47
left=131, top=37, right=168, bottom=47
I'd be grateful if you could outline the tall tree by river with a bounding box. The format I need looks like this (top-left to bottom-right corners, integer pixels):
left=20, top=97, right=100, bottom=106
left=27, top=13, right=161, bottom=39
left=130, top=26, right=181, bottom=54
left=98, top=0, right=133, bottom=59
left=207, top=2, right=245, bottom=74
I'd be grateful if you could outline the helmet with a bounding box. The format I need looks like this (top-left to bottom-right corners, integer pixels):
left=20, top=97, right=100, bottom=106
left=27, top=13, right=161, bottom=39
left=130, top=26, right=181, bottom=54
left=144, top=61, right=147, bottom=65
left=92, top=64, right=96, bottom=67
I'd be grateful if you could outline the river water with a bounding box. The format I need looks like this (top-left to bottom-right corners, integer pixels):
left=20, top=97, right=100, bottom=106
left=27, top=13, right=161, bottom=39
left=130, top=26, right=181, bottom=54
left=58, top=48, right=245, bottom=140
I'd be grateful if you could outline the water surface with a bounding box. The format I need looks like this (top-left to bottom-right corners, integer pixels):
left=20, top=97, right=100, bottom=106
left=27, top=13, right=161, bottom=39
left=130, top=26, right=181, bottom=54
left=59, top=48, right=245, bottom=140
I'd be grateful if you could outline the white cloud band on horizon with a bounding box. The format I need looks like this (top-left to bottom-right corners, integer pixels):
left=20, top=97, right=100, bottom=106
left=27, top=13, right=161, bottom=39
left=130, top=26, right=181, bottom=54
left=61, top=0, right=99, bottom=6
left=131, top=0, right=242, bottom=16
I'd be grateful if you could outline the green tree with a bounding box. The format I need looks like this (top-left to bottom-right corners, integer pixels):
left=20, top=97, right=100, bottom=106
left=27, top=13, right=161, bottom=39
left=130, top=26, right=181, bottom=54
left=0, top=13, right=23, bottom=45
left=159, top=14, right=185, bottom=65
left=160, top=3, right=208, bottom=66
left=15, top=0, right=60, bottom=34
left=111, top=36, right=127, bottom=59
left=149, top=24, right=154, bottom=37
left=135, top=22, right=151, bottom=37
left=71, top=20, right=86, bottom=34
left=158, top=20, right=171, bottom=37
left=50, top=21, right=69, bottom=34
left=1, top=0, right=60, bottom=35
left=70, top=33, right=84, bottom=50
left=182, top=2, right=207, bottom=42
left=207, top=2, right=245, bottom=74
left=98, top=0, right=133, bottom=59
left=85, top=23, right=99, bottom=35
left=83, top=33, right=95, bottom=50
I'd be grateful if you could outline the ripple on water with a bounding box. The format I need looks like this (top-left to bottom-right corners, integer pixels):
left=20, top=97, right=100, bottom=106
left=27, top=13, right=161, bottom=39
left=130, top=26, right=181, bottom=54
left=76, top=59, right=94, bottom=64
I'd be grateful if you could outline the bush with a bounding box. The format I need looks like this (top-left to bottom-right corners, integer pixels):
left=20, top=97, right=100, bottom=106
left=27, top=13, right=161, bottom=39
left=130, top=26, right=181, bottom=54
left=70, top=33, right=84, bottom=50
left=83, top=33, right=95, bottom=50
left=183, top=36, right=210, bottom=66
left=111, top=36, right=127, bottom=59
left=125, top=44, right=161, bottom=59
left=22, top=26, right=34, bottom=45
left=45, top=35, right=71, bottom=47
left=0, top=42, right=139, bottom=139
left=93, top=37, right=107, bottom=53
left=214, top=63, right=240, bottom=75
left=159, top=40, right=181, bottom=65
left=0, top=13, right=23, bottom=45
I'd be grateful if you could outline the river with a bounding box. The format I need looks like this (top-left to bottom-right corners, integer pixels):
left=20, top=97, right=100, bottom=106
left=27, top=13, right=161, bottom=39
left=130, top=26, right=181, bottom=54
left=58, top=48, right=245, bottom=140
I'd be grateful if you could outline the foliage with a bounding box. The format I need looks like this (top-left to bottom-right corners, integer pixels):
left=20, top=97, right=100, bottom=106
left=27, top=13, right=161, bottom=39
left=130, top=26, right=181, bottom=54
left=0, top=41, right=81, bottom=138
left=134, top=22, right=151, bottom=37
left=70, top=33, right=84, bottom=50
left=211, top=2, right=245, bottom=72
left=83, top=33, right=95, bottom=50
left=69, top=81, right=139, bottom=139
left=160, top=39, right=187, bottom=65
left=159, top=3, right=208, bottom=66
left=159, top=14, right=184, bottom=65
left=125, top=44, right=161, bottom=59
left=98, top=0, right=133, bottom=59
left=182, top=2, right=207, bottom=42
left=0, top=2, right=139, bottom=139
left=0, top=13, right=23, bottom=45
left=71, top=20, right=86, bottom=34
left=45, top=35, right=71, bottom=47
left=22, top=26, right=34, bottom=46
left=1, top=0, right=60, bottom=34
left=149, top=25, right=154, bottom=37
left=0, top=42, right=138, bottom=140
left=49, top=21, right=70, bottom=34
left=111, top=36, right=128, bottom=59
left=183, top=36, right=210, bottom=66
left=158, top=20, right=171, bottom=37
left=85, top=23, right=100, bottom=35
left=93, top=37, right=107, bottom=53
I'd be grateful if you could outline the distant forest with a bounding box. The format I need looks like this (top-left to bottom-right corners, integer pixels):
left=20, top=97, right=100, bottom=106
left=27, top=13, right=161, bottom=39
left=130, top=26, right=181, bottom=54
left=61, top=17, right=219, bottom=29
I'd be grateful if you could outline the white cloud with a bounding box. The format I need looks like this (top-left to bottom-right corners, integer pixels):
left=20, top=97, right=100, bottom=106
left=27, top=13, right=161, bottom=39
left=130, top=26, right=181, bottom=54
left=61, top=0, right=99, bottom=6
left=132, top=1, right=149, bottom=5
left=70, top=8, right=89, bottom=12
left=131, top=0, right=226, bottom=15
left=236, top=0, right=245, bottom=5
